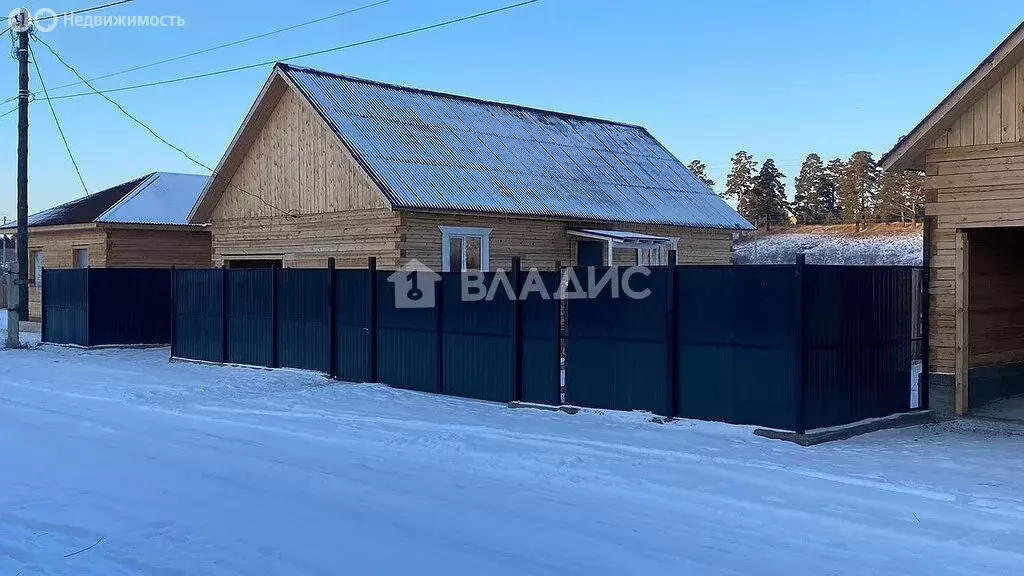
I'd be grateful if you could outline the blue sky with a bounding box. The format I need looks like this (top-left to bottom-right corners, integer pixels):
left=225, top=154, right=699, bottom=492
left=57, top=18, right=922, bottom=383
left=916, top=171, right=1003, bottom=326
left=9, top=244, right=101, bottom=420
left=1, top=0, right=1022, bottom=220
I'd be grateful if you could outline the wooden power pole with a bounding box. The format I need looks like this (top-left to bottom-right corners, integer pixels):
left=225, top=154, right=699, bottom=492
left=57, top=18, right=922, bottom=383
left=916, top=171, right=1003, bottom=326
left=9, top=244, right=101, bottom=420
left=16, top=19, right=29, bottom=321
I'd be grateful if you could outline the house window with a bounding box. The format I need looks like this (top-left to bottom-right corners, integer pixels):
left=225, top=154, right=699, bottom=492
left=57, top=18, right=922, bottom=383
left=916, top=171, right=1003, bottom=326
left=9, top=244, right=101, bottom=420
left=439, top=226, right=491, bottom=272
left=73, top=248, right=89, bottom=269
left=637, top=246, right=664, bottom=266
left=31, top=250, right=43, bottom=286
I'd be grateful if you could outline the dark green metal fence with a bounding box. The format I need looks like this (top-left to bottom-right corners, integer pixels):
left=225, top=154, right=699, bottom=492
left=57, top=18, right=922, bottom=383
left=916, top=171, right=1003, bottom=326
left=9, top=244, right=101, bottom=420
left=45, top=257, right=922, bottom=433
left=42, top=268, right=171, bottom=347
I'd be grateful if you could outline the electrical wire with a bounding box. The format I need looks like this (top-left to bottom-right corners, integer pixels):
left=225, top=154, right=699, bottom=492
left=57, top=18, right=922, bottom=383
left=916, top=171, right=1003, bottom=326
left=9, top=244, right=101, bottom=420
left=44, top=0, right=539, bottom=102
left=43, top=0, right=391, bottom=95
left=32, top=33, right=295, bottom=218
left=28, top=41, right=89, bottom=195
left=36, top=0, right=135, bottom=21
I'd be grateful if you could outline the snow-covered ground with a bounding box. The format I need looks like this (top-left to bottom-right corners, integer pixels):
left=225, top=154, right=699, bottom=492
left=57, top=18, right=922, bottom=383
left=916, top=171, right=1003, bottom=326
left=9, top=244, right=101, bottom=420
left=2, top=346, right=1024, bottom=575
left=0, top=308, right=41, bottom=349
left=735, top=226, right=923, bottom=266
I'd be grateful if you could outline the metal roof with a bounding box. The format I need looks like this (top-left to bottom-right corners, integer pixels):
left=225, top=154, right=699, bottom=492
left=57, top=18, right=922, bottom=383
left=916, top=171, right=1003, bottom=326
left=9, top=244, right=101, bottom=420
left=281, top=64, right=753, bottom=230
left=1, top=172, right=206, bottom=230
left=570, top=229, right=677, bottom=243
left=97, top=172, right=208, bottom=225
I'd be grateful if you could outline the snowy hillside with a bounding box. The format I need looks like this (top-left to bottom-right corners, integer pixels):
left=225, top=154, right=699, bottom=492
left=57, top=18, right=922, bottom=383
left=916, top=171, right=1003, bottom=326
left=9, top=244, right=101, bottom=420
left=734, top=224, right=923, bottom=266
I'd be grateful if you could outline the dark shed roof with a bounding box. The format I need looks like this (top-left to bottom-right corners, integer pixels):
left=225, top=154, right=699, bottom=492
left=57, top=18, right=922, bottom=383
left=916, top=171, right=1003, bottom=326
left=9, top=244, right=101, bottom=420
left=1, top=175, right=151, bottom=229
left=280, top=64, right=753, bottom=230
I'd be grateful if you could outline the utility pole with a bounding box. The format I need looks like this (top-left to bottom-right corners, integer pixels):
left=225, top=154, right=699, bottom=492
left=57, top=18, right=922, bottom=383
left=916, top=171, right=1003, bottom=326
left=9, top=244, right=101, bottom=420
left=16, top=16, right=29, bottom=320
left=6, top=8, right=30, bottom=346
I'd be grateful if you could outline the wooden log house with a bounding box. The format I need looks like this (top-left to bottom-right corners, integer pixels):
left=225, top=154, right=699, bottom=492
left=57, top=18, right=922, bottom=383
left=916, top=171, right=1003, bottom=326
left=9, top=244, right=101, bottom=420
left=882, top=22, right=1024, bottom=416
left=188, top=64, right=753, bottom=272
left=1, top=172, right=212, bottom=320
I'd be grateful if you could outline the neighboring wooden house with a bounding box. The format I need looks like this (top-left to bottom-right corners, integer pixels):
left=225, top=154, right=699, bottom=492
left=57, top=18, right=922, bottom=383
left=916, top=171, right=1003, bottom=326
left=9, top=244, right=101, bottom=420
left=1, top=172, right=212, bottom=319
left=189, top=63, right=752, bottom=271
left=882, top=22, right=1024, bottom=417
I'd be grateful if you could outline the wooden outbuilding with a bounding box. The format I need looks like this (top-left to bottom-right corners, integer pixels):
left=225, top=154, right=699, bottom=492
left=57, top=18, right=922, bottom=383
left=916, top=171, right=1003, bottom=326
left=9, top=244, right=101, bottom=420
left=882, top=22, right=1024, bottom=416
left=1, top=172, right=212, bottom=320
left=189, top=64, right=752, bottom=272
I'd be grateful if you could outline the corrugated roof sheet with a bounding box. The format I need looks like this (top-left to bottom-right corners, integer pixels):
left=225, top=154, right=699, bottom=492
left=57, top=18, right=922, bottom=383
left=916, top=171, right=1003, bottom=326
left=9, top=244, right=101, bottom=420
left=98, top=172, right=208, bottom=225
left=1, top=172, right=207, bottom=230
left=0, top=175, right=151, bottom=229
left=281, top=64, right=753, bottom=230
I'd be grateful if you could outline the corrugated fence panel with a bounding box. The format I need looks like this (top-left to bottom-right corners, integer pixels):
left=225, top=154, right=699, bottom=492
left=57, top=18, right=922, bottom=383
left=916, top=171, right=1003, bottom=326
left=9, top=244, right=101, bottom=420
left=676, top=266, right=800, bottom=430
left=441, top=273, right=515, bottom=402
left=42, top=269, right=89, bottom=346
left=334, top=269, right=371, bottom=382
left=566, top=267, right=670, bottom=415
left=804, top=266, right=914, bottom=429
left=278, top=269, right=331, bottom=373
left=521, top=271, right=561, bottom=406
left=225, top=269, right=274, bottom=367
left=89, top=269, right=172, bottom=346
left=376, top=270, right=439, bottom=392
left=174, top=269, right=222, bottom=362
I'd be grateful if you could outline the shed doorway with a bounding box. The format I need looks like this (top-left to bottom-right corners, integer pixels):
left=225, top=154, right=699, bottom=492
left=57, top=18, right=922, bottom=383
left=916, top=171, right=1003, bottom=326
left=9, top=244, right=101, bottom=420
left=956, top=227, right=1024, bottom=420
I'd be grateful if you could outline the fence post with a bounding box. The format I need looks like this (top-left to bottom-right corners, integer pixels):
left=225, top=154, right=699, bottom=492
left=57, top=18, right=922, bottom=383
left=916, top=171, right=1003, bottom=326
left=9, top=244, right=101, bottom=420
left=84, top=266, right=91, bottom=347
left=794, top=253, right=807, bottom=434
left=667, top=250, right=678, bottom=418
left=271, top=266, right=279, bottom=369
left=221, top=266, right=228, bottom=364
left=367, top=257, right=378, bottom=383
left=328, top=257, right=337, bottom=379
left=436, top=266, right=445, bottom=395
left=169, top=266, right=176, bottom=358
left=920, top=218, right=931, bottom=411
left=39, top=267, right=46, bottom=344
left=511, top=257, right=523, bottom=402
left=554, top=260, right=563, bottom=405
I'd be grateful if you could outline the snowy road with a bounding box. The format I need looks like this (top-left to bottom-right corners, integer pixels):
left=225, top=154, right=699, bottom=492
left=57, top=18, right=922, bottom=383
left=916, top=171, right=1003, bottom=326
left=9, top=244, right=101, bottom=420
left=1, top=346, right=1023, bottom=575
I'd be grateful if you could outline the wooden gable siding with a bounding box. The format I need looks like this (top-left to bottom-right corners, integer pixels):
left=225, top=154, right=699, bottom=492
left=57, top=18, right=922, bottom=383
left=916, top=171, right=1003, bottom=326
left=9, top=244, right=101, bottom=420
left=924, top=143, right=1024, bottom=374
left=208, top=82, right=401, bottom=269
left=930, top=62, right=1024, bottom=150
left=211, top=210, right=402, bottom=269
left=211, top=86, right=387, bottom=221
left=104, top=227, right=212, bottom=268
left=399, top=211, right=734, bottom=271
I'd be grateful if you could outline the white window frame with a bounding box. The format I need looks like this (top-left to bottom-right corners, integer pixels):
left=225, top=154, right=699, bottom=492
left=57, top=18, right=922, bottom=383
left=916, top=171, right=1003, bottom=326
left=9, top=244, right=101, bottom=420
left=73, top=247, right=89, bottom=269
left=32, top=250, right=44, bottom=286
left=439, top=226, right=492, bottom=272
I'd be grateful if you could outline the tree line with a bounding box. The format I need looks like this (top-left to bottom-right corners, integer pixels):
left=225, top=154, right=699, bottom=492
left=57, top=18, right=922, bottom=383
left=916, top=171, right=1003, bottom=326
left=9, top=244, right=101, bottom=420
left=686, top=152, right=925, bottom=230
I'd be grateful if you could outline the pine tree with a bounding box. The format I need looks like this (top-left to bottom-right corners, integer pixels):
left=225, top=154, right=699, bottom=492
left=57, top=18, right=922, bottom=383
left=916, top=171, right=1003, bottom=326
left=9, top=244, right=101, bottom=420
left=876, top=170, right=910, bottom=223
left=686, top=160, right=716, bottom=189
left=819, top=158, right=844, bottom=223
left=905, top=170, right=925, bottom=221
left=793, top=153, right=825, bottom=224
left=838, top=151, right=880, bottom=229
left=749, top=158, right=790, bottom=230
left=724, top=151, right=758, bottom=220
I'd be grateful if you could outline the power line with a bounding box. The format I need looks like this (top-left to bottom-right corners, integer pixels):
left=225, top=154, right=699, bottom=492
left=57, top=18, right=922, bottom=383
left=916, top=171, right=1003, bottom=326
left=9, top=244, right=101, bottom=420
left=44, top=0, right=539, bottom=102
left=31, top=33, right=295, bottom=218
left=43, top=0, right=391, bottom=95
left=28, top=41, right=89, bottom=195
left=37, top=0, right=135, bottom=21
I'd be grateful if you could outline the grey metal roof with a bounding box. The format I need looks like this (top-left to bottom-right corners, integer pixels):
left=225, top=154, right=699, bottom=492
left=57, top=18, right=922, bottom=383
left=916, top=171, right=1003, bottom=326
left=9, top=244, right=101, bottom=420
left=97, top=172, right=208, bottom=225
left=573, top=229, right=676, bottom=243
left=281, top=64, right=753, bottom=230
left=0, top=172, right=207, bottom=230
